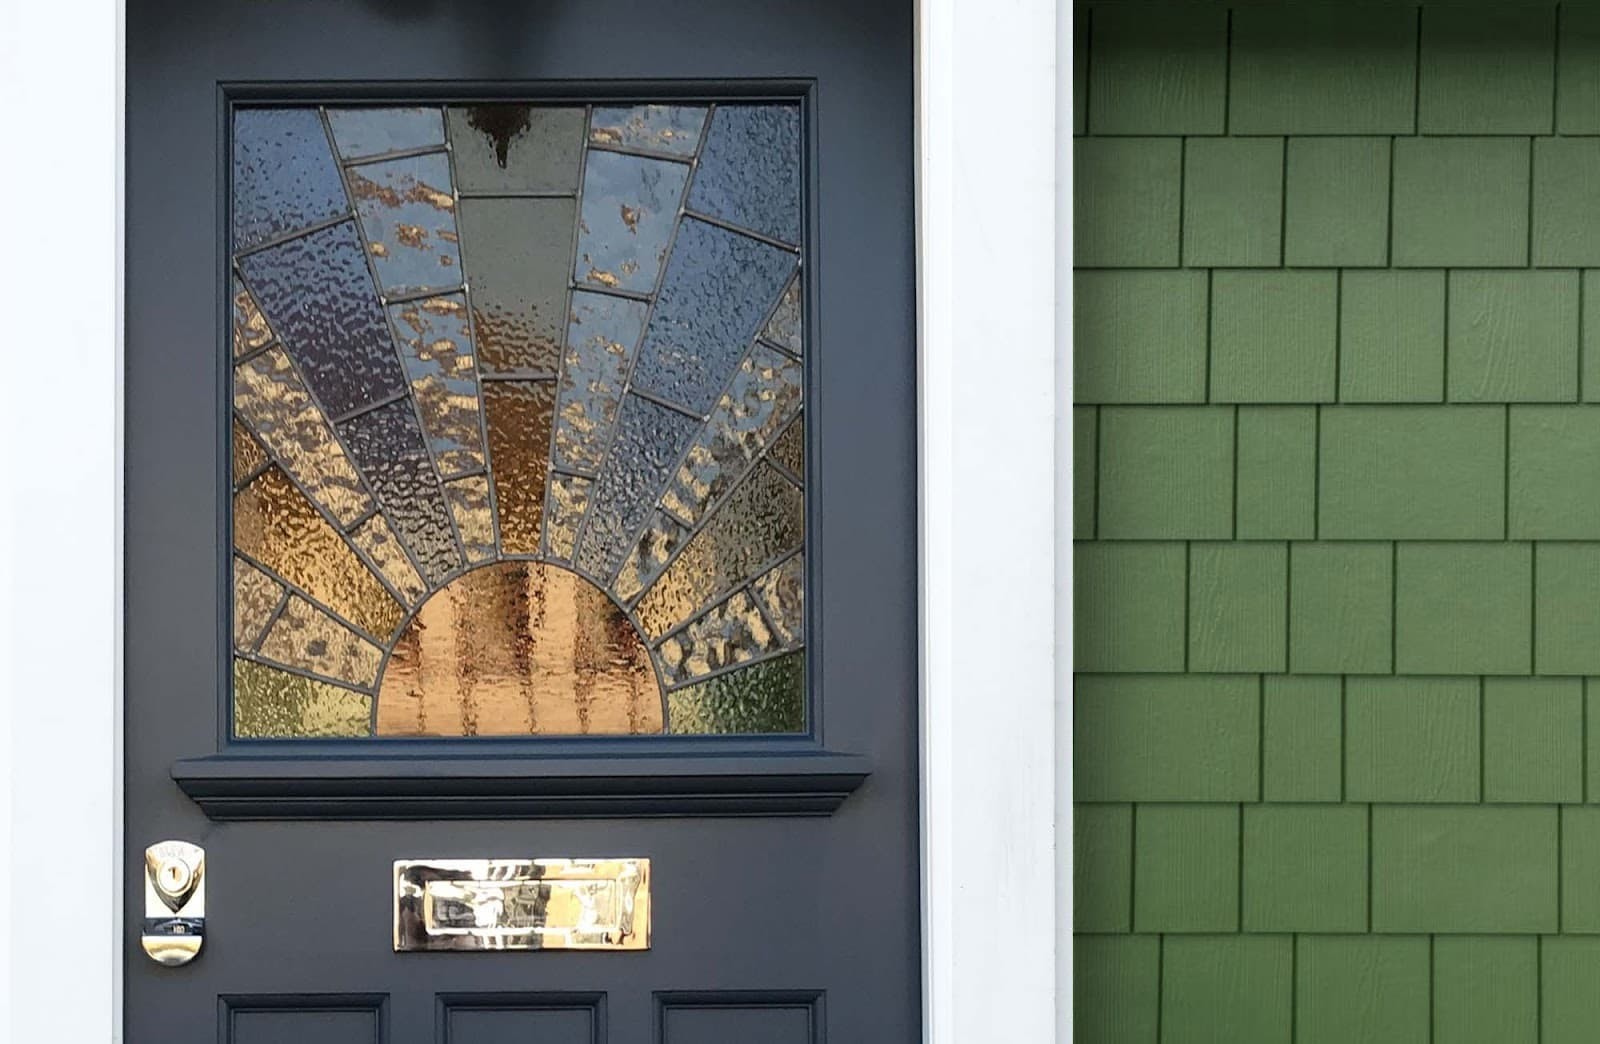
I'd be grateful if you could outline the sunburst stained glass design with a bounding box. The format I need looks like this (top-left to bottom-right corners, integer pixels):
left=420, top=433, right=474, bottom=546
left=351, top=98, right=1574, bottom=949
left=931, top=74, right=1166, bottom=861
left=229, top=102, right=806, bottom=738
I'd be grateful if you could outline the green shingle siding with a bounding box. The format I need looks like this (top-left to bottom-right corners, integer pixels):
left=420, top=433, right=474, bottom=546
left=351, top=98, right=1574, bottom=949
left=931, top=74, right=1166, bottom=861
left=1075, top=4, right=1600, bottom=1039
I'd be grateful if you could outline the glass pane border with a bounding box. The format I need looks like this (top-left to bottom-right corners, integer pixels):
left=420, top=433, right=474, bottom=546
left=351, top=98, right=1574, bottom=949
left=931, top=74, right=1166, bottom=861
left=213, top=80, right=826, bottom=758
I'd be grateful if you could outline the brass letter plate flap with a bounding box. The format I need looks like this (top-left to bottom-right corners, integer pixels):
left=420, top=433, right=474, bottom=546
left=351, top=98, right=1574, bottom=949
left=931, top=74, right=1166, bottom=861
left=394, top=858, right=650, bottom=952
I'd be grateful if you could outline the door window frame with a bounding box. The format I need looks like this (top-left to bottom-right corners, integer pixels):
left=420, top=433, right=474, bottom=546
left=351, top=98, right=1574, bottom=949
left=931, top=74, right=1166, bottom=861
left=0, top=0, right=1063, bottom=1037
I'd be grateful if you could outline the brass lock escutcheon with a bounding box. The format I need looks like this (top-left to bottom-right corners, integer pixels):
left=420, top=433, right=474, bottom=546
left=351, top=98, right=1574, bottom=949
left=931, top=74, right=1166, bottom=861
left=141, top=840, right=205, bottom=966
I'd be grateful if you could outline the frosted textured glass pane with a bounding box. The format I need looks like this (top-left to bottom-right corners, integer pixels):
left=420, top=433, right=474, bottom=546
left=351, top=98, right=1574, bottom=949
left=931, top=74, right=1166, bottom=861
left=589, top=105, right=706, bottom=156
left=457, top=197, right=573, bottom=374
left=629, top=217, right=796, bottom=414
left=655, top=589, right=779, bottom=685
left=233, top=658, right=373, bottom=738
left=573, top=394, right=699, bottom=581
left=327, top=107, right=445, bottom=160
left=387, top=294, right=486, bottom=478
left=447, top=106, right=584, bottom=194
left=256, top=595, right=384, bottom=687
left=348, top=151, right=461, bottom=295
left=553, top=291, right=646, bottom=472
left=574, top=150, right=687, bottom=293
left=666, top=652, right=805, bottom=734
left=338, top=400, right=462, bottom=586
left=686, top=105, right=802, bottom=244
left=232, top=108, right=347, bottom=251
left=233, top=557, right=283, bottom=650
left=234, top=346, right=372, bottom=526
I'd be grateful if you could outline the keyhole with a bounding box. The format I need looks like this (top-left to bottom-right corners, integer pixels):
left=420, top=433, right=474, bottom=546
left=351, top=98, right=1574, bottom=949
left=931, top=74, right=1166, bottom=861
left=159, top=859, right=190, bottom=894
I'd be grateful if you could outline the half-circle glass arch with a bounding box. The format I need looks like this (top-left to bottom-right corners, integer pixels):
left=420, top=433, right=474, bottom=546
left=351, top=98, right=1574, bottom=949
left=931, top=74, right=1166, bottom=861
left=229, top=102, right=807, bottom=737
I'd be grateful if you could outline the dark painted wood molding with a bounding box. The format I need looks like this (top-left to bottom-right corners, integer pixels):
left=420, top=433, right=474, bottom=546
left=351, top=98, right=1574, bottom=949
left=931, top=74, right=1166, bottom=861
left=173, top=751, right=872, bottom=819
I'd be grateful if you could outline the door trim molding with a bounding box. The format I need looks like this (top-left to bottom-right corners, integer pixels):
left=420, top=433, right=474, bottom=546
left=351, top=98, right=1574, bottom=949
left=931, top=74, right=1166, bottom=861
left=0, top=0, right=125, bottom=1036
left=916, top=0, right=1061, bottom=1040
left=172, top=750, right=870, bottom=819
left=0, top=0, right=1064, bottom=1036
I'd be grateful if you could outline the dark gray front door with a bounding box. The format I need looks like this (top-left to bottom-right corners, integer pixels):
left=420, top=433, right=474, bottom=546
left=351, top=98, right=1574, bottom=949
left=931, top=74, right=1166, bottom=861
left=125, top=1, right=919, bottom=1040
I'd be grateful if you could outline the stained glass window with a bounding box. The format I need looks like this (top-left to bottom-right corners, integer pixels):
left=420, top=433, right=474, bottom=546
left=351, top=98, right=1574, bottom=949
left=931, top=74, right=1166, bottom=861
left=229, top=102, right=806, bottom=738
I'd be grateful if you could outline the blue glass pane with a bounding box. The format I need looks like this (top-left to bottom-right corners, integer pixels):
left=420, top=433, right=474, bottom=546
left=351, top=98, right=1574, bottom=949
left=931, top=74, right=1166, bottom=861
left=574, top=150, right=688, bottom=294
left=685, top=105, right=802, bottom=245
left=233, top=109, right=348, bottom=251
left=573, top=394, right=699, bottom=581
left=348, top=151, right=461, bottom=295
left=238, top=220, right=407, bottom=419
left=589, top=105, right=707, bottom=157
left=336, top=399, right=462, bottom=586
left=553, top=291, right=647, bottom=473
left=327, top=107, right=445, bottom=160
left=630, top=218, right=796, bottom=414
left=387, top=294, right=485, bottom=479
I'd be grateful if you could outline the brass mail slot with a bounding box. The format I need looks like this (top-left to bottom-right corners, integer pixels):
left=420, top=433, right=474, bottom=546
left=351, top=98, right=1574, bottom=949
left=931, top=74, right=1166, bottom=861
left=394, top=858, right=650, bottom=952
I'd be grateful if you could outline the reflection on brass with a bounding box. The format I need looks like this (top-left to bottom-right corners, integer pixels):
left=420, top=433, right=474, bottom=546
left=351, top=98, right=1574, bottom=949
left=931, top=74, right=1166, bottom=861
left=142, top=840, right=205, bottom=966
left=376, top=561, right=664, bottom=736
left=395, top=858, right=650, bottom=952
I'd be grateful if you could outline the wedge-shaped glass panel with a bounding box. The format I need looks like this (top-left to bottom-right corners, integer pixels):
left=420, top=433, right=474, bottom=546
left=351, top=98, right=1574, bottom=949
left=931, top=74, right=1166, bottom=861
left=238, top=220, right=408, bottom=419
left=545, top=473, right=593, bottom=562
left=233, top=465, right=404, bottom=639
left=387, top=295, right=486, bottom=479
left=233, top=658, right=373, bottom=739
left=231, top=275, right=273, bottom=357
left=228, top=101, right=810, bottom=737
left=574, top=150, right=688, bottom=293
left=665, top=652, right=805, bottom=735
left=483, top=380, right=554, bottom=555
left=233, top=557, right=283, bottom=650
left=256, top=595, right=385, bottom=688
left=553, top=291, right=646, bottom=473
left=686, top=105, right=802, bottom=245
left=630, top=218, right=796, bottom=414
left=659, top=344, right=802, bottom=526
left=348, top=152, right=461, bottom=296
left=573, top=394, right=700, bottom=581
left=446, top=106, right=584, bottom=194
left=634, top=463, right=803, bottom=639
left=763, top=272, right=803, bottom=354
left=232, top=108, right=348, bottom=251
left=444, top=475, right=496, bottom=563
left=235, top=346, right=373, bottom=526
left=337, top=400, right=462, bottom=586
left=327, top=107, right=446, bottom=160
left=457, top=197, right=574, bottom=374
left=589, top=105, right=706, bottom=157
left=655, top=588, right=781, bottom=686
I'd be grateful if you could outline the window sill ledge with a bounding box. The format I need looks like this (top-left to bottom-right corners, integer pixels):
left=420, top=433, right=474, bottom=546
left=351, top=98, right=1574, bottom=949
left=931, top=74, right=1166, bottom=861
left=171, top=750, right=872, bottom=820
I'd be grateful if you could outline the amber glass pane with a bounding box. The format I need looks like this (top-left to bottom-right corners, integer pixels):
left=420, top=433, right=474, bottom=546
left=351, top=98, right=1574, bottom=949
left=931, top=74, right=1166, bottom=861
left=256, top=595, right=384, bottom=687
left=655, top=589, right=780, bottom=686
left=483, top=380, right=554, bottom=555
left=387, top=294, right=486, bottom=479
left=666, top=652, right=805, bottom=735
left=658, top=344, right=802, bottom=526
left=233, top=658, right=373, bottom=738
left=231, top=275, right=273, bottom=357
left=634, top=463, right=803, bottom=639
left=232, top=557, right=283, bottom=650
left=233, top=465, right=404, bottom=639
left=769, top=414, right=804, bottom=483
left=349, top=515, right=426, bottom=605
left=376, top=562, right=663, bottom=736
left=235, top=346, right=372, bottom=525
left=445, top=475, right=496, bottom=563
left=545, top=473, right=593, bottom=562
left=231, top=417, right=269, bottom=484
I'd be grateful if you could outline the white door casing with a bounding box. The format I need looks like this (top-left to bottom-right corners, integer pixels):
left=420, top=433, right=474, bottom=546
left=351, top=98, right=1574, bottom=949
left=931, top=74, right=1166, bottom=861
left=0, top=0, right=1063, bottom=1039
